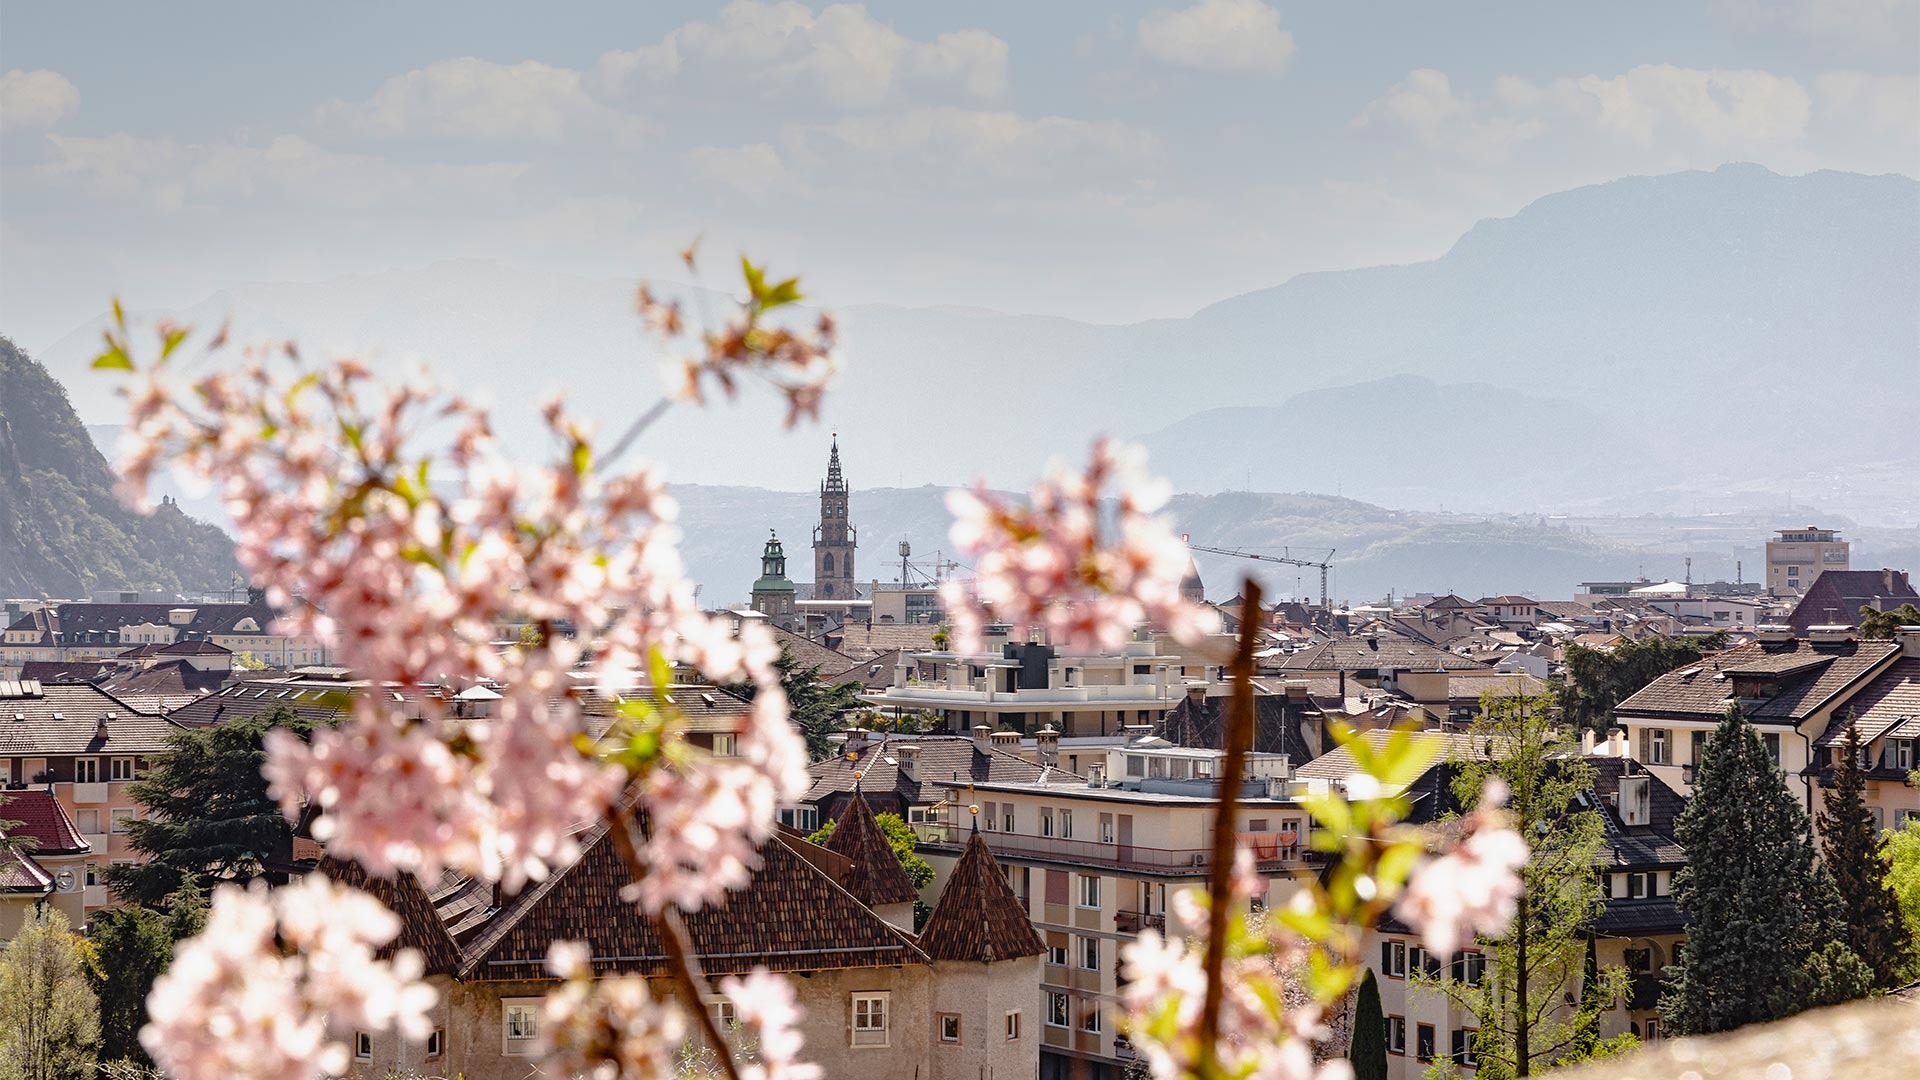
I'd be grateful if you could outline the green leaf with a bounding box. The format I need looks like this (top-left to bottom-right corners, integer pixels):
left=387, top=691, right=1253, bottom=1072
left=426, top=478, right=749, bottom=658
left=760, top=276, right=803, bottom=309
left=91, top=344, right=134, bottom=371
left=741, top=257, right=766, bottom=301
left=159, top=326, right=190, bottom=360
left=571, top=441, right=591, bottom=477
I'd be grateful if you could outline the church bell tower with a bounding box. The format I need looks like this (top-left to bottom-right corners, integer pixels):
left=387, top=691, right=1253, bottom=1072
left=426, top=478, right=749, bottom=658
left=813, top=436, right=857, bottom=599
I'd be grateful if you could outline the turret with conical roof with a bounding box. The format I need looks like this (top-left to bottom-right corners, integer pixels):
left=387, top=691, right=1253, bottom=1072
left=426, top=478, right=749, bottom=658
left=821, top=790, right=920, bottom=928
left=919, top=823, right=1045, bottom=963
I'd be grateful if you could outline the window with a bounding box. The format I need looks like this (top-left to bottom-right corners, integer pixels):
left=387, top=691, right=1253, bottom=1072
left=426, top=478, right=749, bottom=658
left=75, top=809, right=100, bottom=834
left=1408, top=945, right=1441, bottom=979
left=1645, top=1019, right=1662, bottom=1042
left=1079, top=875, right=1101, bottom=909
left=939, top=1013, right=961, bottom=1043
left=710, top=1000, right=738, bottom=1031
left=74, top=758, right=100, bottom=783
left=1452, top=951, right=1486, bottom=987
left=779, top=806, right=819, bottom=833
left=983, top=801, right=998, bottom=832
left=110, top=757, right=135, bottom=781
left=1416, top=1023, right=1435, bottom=1063
left=355, top=1032, right=372, bottom=1061
left=1640, top=728, right=1669, bottom=765
left=1045, top=869, right=1068, bottom=906
left=1040, top=809, right=1054, bottom=837
left=85, top=863, right=103, bottom=887
left=1387, top=1016, right=1406, bottom=1055
left=1126, top=754, right=1146, bottom=777
left=908, top=806, right=931, bottom=825
left=1046, top=992, right=1069, bottom=1028
left=1382, top=940, right=1407, bottom=979
left=1081, top=1005, right=1102, bottom=1034
left=851, top=993, right=890, bottom=1048
left=1003, top=807, right=1015, bottom=832
left=1059, top=809, right=1074, bottom=838
left=1452, top=1028, right=1480, bottom=1069
left=1628, top=872, right=1648, bottom=900
left=1100, top=814, right=1115, bottom=844
left=710, top=733, right=737, bottom=757
left=503, top=1000, right=540, bottom=1054
left=1764, top=732, right=1782, bottom=767
left=1080, top=936, right=1101, bottom=971
left=1690, top=730, right=1707, bottom=765
left=1006, top=1010, right=1021, bottom=1041
left=111, top=811, right=136, bottom=834
left=1048, top=942, right=1068, bottom=967
left=1895, top=739, right=1915, bottom=771
left=425, top=1028, right=444, bottom=1059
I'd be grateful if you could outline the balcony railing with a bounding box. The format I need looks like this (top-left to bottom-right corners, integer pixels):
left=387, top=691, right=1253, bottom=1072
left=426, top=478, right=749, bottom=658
left=916, top=821, right=1317, bottom=876
left=875, top=683, right=1177, bottom=705
left=1114, top=910, right=1166, bottom=934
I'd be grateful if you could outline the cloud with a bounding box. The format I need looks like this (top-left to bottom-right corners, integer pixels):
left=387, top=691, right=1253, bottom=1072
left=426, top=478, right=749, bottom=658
left=1137, top=0, right=1295, bottom=75
left=685, top=143, right=792, bottom=203
left=315, top=57, right=650, bottom=144
left=1816, top=71, right=1920, bottom=136
left=598, top=1, right=1009, bottom=107
left=1714, top=0, right=1920, bottom=54
left=1, top=69, right=80, bottom=131
left=38, top=132, right=528, bottom=211
left=779, top=107, right=1159, bottom=186
left=1352, top=69, right=1545, bottom=163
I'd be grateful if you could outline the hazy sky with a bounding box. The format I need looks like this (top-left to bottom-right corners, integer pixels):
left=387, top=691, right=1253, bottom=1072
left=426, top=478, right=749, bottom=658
left=3, top=0, right=1916, bottom=350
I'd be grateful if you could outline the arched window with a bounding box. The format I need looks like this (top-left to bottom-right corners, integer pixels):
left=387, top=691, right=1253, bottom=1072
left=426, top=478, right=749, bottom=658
left=823, top=553, right=835, bottom=576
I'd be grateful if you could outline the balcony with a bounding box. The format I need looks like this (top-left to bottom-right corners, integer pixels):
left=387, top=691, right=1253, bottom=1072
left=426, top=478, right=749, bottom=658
left=874, top=682, right=1177, bottom=707
left=916, top=821, right=1317, bottom=877
left=70, top=782, right=109, bottom=804
left=1114, top=910, right=1166, bottom=934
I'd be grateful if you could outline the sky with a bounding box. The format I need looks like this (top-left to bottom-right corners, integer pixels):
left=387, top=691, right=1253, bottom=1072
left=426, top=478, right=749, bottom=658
left=2, top=0, right=1917, bottom=352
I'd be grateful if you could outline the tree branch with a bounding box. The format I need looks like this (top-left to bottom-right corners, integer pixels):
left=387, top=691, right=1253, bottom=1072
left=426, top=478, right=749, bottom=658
left=605, top=806, right=744, bottom=1080
left=1197, top=579, right=1263, bottom=1076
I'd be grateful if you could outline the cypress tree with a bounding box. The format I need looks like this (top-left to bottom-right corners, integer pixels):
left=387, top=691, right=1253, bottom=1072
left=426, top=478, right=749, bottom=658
left=1662, top=707, right=1858, bottom=1033
left=1349, top=968, right=1387, bottom=1080
left=1815, top=720, right=1914, bottom=988
left=1564, top=935, right=1602, bottom=1061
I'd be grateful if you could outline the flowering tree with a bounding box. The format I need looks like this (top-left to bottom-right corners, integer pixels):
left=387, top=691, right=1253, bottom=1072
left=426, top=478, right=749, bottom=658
left=97, top=255, right=1524, bottom=1080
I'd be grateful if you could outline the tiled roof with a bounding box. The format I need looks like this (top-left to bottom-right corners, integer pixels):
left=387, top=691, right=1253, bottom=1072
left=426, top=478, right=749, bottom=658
left=0, top=789, right=90, bottom=855
left=4, top=601, right=282, bottom=646
left=1536, top=602, right=1600, bottom=621
left=1447, top=673, right=1549, bottom=702
left=1294, top=730, right=1485, bottom=788
left=831, top=649, right=904, bottom=690
left=1158, top=693, right=1313, bottom=761
left=1786, top=570, right=1918, bottom=633
left=832, top=623, right=944, bottom=661
left=0, top=682, right=182, bottom=755
left=1594, top=897, right=1686, bottom=937
left=315, top=857, right=463, bottom=976
left=918, top=829, right=1045, bottom=963
left=1614, top=639, right=1898, bottom=724
left=1276, top=636, right=1491, bottom=673
left=820, top=791, right=919, bottom=907
left=1750, top=642, right=1899, bottom=722
left=1815, top=658, right=1920, bottom=747
left=0, top=844, right=53, bottom=892
left=1425, top=594, right=1480, bottom=610
left=96, top=660, right=230, bottom=714
left=768, top=626, right=856, bottom=676
left=578, top=684, right=754, bottom=739
left=802, top=735, right=1056, bottom=807
left=1478, top=596, right=1537, bottom=607
left=16, top=660, right=116, bottom=682
left=157, top=639, right=232, bottom=655
left=458, top=819, right=927, bottom=980
left=1585, top=758, right=1686, bottom=868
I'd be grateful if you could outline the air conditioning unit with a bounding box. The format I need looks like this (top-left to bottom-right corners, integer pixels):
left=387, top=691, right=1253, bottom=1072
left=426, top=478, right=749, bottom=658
left=1191, top=853, right=1206, bottom=867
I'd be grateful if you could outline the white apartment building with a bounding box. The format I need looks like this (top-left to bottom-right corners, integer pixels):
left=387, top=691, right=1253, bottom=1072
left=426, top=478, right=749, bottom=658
left=869, top=635, right=1190, bottom=738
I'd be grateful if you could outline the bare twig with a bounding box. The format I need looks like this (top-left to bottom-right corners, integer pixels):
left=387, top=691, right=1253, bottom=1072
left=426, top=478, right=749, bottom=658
left=601, top=396, right=676, bottom=469
left=605, top=806, right=745, bottom=1080
left=1197, top=578, right=1263, bottom=1077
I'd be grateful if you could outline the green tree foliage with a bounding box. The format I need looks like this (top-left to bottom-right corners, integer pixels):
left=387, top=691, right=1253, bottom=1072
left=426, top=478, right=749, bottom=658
left=108, top=705, right=316, bottom=904
left=1423, top=692, right=1628, bottom=1076
left=1857, top=603, right=1920, bottom=639
left=1662, top=707, right=1864, bottom=1033
left=738, top=648, right=865, bottom=760
left=0, top=908, right=101, bottom=1080
left=1815, top=722, right=1913, bottom=987
left=1558, top=632, right=1728, bottom=734
left=806, top=811, right=935, bottom=890
left=1348, top=969, right=1387, bottom=1080
left=1884, top=820, right=1920, bottom=980
left=86, top=908, right=170, bottom=1065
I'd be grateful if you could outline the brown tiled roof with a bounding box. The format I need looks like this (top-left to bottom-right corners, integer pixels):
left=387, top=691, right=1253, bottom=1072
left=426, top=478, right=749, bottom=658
left=0, top=682, right=182, bottom=755
left=802, top=735, right=1056, bottom=807
left=0, top=789, right=90, bottom=855
left=1158, top=693, right=1313, bottom=760
left=1447, top=673, right=1549, bottom=703
left=832, top=623, right=943, bottom=662
left=1425, top=594, right=1480, bottom=610
left=831, top=649, right=904, bottom=690
left=821, top=791, right=919, bottom=907
left=1275, top=636, right=1490, bottom=673
left=768, top=626, right=856, bottom=676
left=0, top=847, right=54, bottom=892
left=578, top=683, right=754, bottom=739
left=1815, top=658, right=1920, bottom=746
left=1613, top=639, right=1897, bottom=724
left=457, top=818, right=927, bottom=980
left=16, top=660, right=116, bottom=682
left=316, top=857, right=463, bottom=975
left=1786, top=570, right=1918, bottom=633
left=96, top=659, right=230, bottom=713
left=1295, top=730, right=1483, bottom=785
left=1750, top=641, right=1899, bottom=722
left=1478, top=596, right=1537, bottom=607
left=918, top=829, right=1045, bottom=963
left=163, top=679, right=355, bottom=727
left=4, top=601, right=281, bottom=646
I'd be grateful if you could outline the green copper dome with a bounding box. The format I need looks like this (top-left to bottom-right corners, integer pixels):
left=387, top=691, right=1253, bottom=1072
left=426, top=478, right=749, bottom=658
left=753, top=530, right=796, bottom=594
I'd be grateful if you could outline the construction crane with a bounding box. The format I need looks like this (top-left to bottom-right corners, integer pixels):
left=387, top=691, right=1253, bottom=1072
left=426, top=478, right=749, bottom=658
left=1185, top=540, right=1335, bottom=610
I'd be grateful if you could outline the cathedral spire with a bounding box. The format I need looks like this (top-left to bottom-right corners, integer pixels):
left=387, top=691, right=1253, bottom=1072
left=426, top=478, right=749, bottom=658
left=823, top=433, right=846, bottom=494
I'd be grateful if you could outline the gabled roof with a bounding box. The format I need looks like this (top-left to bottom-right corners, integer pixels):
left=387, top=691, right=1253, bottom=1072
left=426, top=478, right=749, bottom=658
left=0, top=682, right=182, bottom=755
left=1478, top=596, right=1538, bottom=607
left=1815, top=658, right=1920, bottom=746
left=316, top=856, right=463, bottom=976
left=918, top=829, right=1045, bottom=963
left=3, top=601, right=282, bottom=645
left=1786, top=569, right=1918, bottom=634
left=830, top=649, right=904, bottom=690
left=0, top=789, right=90, bottom=855
left=1425, top=594, right=1481, bottom=611
left=156, top=639, right=232, bottom=656
left=832, top=622, right=944, bottom=661
left=1158, top=693, right=1313, bottom=761
left=821, top=791, right=919, bottom=907
left=803, top=735, right=1057, bottom=807
left=768, top=626, right=856, bottom=676
left=1584, top=757, right=1686, bottom=868
left=1614, top=639, right=1898, bottom=724
left=1275, top=636, right=1491, bottom=673
left=457, top=819, right=927, bottom=980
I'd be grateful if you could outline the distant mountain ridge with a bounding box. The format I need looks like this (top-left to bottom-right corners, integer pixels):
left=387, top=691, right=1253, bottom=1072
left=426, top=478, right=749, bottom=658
left=0, top=338, right=240, bottom=597
left=31, top=164, right=1919, bottom=517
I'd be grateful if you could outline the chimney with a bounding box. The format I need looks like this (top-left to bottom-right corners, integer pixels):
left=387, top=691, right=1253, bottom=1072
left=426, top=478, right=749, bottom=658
left=96, top=713, right=112, bottom=741
left=844, top=726, right=871, bottom=758
left=1087, top=763, right=1106, bottom=787
left=1898, top=626, right=1920, bottom=659
left=897, top=744, right=921, bottom=781
left=1607, top=727, right=1627, bottom=758
left=989, top=730, right=1023, bottom=753
left=972, top=724, right=992, bottom=752
left=1283, top=679, right=1308, bottom=702
left=1338, top=670, right=1347, bottom=698
left=1619, top=774, right=1651, bottom=827
left=1580, top=728, right=1596, bottom=755
left=1035, top=723, right=1060, bottom=767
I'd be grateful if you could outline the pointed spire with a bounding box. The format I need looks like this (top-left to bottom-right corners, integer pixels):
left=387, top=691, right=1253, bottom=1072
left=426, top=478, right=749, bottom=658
left=821, top=791, right=918, bottom=908
left=823, top=433, right=846, bottom=493
left=920, top=830, right=1045, bottom=963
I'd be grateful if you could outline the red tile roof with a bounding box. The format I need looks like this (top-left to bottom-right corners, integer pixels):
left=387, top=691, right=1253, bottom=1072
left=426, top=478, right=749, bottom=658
left=0, top=848, right=53, bottom=892
left=917, top=828, right=1045, bottom=963
left=821, top=791, right=919, bottom=907
left=0, top=789, right=90, bottom=855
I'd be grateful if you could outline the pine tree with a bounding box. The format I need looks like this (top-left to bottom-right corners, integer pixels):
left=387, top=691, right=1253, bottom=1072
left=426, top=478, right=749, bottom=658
left=87, top=907, right=170, bottom=1065
left=1816, top=720, right=1914, bottom=988
left=0, top=908, right=101, bottom=1080
left=1348, top=969, right=1387, bottom=1080
left=1423, top=691, right=1627, bottom=1076
left=1662, top=706, right=1862, bottom=1033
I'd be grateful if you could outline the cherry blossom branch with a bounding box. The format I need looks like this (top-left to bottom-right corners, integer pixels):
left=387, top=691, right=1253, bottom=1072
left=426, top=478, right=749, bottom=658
left=606, top=805, right=745, bottom=1080
left=1196, top=578, right=1262, bottom=1077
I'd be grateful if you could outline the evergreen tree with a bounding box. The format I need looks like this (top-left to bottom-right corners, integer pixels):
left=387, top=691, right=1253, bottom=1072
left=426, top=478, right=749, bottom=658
left=1559, top=632, right=1728, bottom=735
left=1856, top=603, right=1920, bottom=640
left=1662, top=707, right=1862, bottom=1033
left=87, top=907, right=170, bottom=1065
left=1815, top=721, right=1913, bottom=988
left=1423, top=691, right=1628, bottom=1076
left=734, top=648, right=864, bottom=760
left=1562, top=935, right=1602, bottom=1063
left=1348, top=969, right=1387, bottom=1080
left=107, top=705, right=316, bottom=904
left=0, top=908, right=101, bottom=1080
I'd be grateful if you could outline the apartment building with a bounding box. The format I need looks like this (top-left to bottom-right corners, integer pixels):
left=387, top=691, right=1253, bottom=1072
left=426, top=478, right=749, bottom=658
left=916, top=740, right=1321, bottom=1080
left=868, top=636, right=1188, bottom=738
left=1, top=599, right=329, bottom=678
left=1766, top=526, right=1850, bottom=599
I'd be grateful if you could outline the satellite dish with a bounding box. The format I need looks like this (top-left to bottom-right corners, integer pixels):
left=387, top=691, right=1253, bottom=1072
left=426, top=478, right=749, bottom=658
left=55, top=870, right=76, bottom=891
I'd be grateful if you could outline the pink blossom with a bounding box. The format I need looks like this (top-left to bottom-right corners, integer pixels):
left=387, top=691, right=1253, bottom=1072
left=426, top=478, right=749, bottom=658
left=142, top=876, right=436, bottom=1080
left=1395, top=779, right=1529, bottom=956
left=942, top=438, right=1220, bottom=655
left=717, top=968, right=823, bottom=1080
left=539, top=941, right=687, bottom=1079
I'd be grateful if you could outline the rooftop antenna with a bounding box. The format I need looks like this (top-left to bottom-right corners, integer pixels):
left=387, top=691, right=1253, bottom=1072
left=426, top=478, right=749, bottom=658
left=1685, top=557, right=1692, bottom=587
left=899, top=539, right=912, bottom=587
